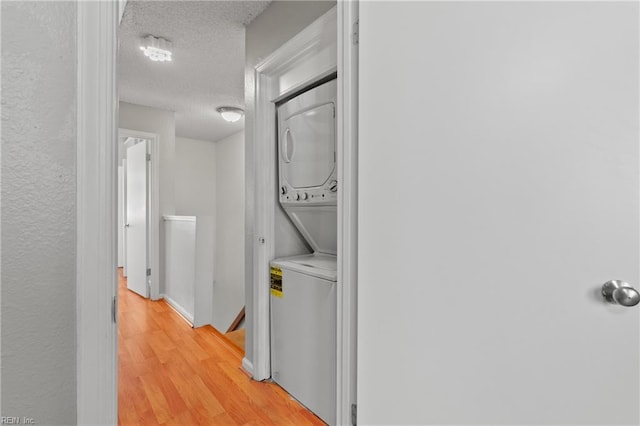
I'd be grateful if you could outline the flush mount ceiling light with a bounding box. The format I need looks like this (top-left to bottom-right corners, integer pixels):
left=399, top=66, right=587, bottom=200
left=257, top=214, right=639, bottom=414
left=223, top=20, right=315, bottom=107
left=139, top=35, right=172, bottom=62
left=216, top=107, right=244, bottom=123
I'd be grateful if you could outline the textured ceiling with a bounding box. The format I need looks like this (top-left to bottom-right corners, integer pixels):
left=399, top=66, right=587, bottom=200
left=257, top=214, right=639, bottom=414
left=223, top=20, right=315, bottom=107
left=118, top=0, right=271, bottom=142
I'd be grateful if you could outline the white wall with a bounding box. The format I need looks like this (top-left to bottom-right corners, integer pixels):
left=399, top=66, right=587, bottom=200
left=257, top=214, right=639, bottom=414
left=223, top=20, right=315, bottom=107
left=119, top=102, right=176, bottom=295
left=1, top=2, right=77, bottom=423
left=174, top=134, right=244, bottom=332
left=244, top=0, right=336, bottom=369
left=119, top=102, right=175, bottom=219
left=175, top=137, right=216, bottom=216
left=173, top=131, right=244, bottom=333
left=213, top=131, right=245, bottom=331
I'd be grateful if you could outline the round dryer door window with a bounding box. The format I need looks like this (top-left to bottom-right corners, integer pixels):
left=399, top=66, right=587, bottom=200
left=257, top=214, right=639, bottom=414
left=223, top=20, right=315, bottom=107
left=280, top=102, right=336, bottom=189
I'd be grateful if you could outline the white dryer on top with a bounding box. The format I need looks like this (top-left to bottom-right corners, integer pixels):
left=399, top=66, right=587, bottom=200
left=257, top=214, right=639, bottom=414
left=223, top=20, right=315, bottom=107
left=278, top=78, right=337, bottom=207
left=277, top=78, right=337, bottom=255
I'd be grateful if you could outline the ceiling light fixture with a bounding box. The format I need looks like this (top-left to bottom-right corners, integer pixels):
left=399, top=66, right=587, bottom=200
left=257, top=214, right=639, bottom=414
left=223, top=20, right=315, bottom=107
left=139, top=35, right=172, bottom=62
left=216, top=107, right=244, bottom=123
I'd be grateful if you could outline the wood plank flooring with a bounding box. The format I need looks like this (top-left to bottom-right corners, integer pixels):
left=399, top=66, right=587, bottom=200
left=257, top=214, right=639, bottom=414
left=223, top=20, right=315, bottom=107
left=225, top=329, right=246, bottom=353
left=118, top=268, right=325, bottom=425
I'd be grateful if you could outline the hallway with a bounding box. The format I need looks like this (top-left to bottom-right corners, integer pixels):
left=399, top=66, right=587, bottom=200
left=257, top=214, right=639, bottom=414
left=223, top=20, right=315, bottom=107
left=117, top=269, right=324, bottom=425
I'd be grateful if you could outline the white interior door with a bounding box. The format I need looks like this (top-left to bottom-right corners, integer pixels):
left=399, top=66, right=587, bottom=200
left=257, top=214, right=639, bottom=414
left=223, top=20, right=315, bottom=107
left=358, top=2, right=639, bottom=424
left=126, top=140, right=148, bottom=298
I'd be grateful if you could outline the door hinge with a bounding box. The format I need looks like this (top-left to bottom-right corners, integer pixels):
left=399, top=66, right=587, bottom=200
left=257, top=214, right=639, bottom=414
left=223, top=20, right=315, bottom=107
left=112, top=296, right=117, bottom=323
left=351, top=403, right=357, bottom=425
left=352, top=20, right=359, bottom=45
left=146, top=153, right=151, bottom=161
left=147, top=268, right=151, bottom=276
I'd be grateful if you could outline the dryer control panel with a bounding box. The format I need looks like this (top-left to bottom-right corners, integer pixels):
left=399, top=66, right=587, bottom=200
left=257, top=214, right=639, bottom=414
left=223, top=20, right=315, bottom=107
left=279, top=178, right=337, bottom=206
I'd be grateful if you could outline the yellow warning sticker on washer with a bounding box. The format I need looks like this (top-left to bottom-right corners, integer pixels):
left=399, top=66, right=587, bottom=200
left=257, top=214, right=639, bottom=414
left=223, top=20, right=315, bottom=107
left=270, top=266, right=283, bottom=298
left=270, top=266, right=282, bottom=277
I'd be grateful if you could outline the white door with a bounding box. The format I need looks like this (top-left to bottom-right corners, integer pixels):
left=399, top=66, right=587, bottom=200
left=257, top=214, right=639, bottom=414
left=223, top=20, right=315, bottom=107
left=358, top=2, right=639, bottom=425
left=126, top=140, right=148, bottom=298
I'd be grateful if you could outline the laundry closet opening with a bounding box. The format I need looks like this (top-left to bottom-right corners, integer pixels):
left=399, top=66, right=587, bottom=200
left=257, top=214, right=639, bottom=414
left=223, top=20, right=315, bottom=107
left=270, top=77, right=339, bottom=425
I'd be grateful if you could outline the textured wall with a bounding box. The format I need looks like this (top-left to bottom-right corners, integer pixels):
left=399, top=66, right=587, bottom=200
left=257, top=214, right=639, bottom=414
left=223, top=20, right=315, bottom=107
left=1, top=2, right=77, bottom=423
left=244, top=0, right=336, bottom=368
left=213, top=131, right=245, bottom=332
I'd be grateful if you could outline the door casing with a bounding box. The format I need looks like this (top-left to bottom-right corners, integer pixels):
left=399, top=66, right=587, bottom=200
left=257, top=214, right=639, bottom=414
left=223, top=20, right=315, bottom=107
left=250, top=5, right=358, bottom=424
left=76, top=2, right=358, bottom=425
left=124, top=139, right=148, bottom=297
left=119, top=129, right=160, bottom=300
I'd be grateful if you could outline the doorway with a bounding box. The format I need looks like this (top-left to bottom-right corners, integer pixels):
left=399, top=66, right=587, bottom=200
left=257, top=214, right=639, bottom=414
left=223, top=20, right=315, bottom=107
left=76, top=1, right=358, bottom=424
left=118, top=128, right=160, bottom=300
left=124, top=137, right=148, bottom=297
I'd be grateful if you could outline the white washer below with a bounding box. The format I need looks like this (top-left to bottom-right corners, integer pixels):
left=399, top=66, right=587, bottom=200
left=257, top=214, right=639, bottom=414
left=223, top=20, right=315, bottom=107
left=270, top=253, right=337, bottom=425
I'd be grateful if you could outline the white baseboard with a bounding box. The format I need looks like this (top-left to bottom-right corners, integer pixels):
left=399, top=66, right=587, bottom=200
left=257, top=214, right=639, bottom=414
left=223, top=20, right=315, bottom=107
left=161, top=294, right=194, bottom=326
left=242, top=357, right=254, bottom=377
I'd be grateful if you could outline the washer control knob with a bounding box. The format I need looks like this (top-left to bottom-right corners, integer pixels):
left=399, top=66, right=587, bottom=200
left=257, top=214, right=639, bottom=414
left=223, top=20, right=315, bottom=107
left=280, top=186, right=287, bottom=195
left=295, top=193, right=300, bottom=201
left=329, top=180, right=338, bottom=192
left=302, top=192, right=308, bottom=200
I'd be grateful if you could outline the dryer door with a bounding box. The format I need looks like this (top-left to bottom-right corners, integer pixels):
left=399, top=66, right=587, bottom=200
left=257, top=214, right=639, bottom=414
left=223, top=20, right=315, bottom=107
left=280, top=102, right=336, bottom=189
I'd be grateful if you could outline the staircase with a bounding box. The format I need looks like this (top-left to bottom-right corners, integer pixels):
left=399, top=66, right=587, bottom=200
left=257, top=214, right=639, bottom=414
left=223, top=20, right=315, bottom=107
left=224, top=307, right=245, bottom=352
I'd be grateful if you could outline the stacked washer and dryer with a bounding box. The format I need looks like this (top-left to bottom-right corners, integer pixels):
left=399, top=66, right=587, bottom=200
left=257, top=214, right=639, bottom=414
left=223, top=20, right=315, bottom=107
left=270, top=78, right=338, bottom=425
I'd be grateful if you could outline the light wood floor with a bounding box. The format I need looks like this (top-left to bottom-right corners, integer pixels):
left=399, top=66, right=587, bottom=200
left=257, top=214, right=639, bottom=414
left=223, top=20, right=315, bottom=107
left=225, top=329, right=246, bottom=352
left=118, top=268, right=325, bottom=425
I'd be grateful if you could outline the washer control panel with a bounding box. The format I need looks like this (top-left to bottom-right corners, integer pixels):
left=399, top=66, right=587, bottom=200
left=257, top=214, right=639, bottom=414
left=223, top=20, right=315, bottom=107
left=280, top=179, right=337, bottom=205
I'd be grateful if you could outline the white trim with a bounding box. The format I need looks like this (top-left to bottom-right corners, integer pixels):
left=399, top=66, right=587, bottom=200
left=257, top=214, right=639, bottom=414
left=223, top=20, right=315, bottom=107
left=252, top=67, right=277, bottom=382
left=119, top=128, right=156, bottom=141
left=252, top=6, right=338, bottom=382
left=163, top=215, right=197, bottom=222
left=76, top=1, right=118, bottom=424
left=162, top=294, right=195, bottom=326
left=119, top=0, right=127, bottom=24
left=336, top=2, right=359, bottom=424
left=271, top=67, right=338, bottom=105
left=242, top=357, right=254, bottom=376
left=147, top=134, right=160, bottom=301
left=119, top=128, right=161, bottom=301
